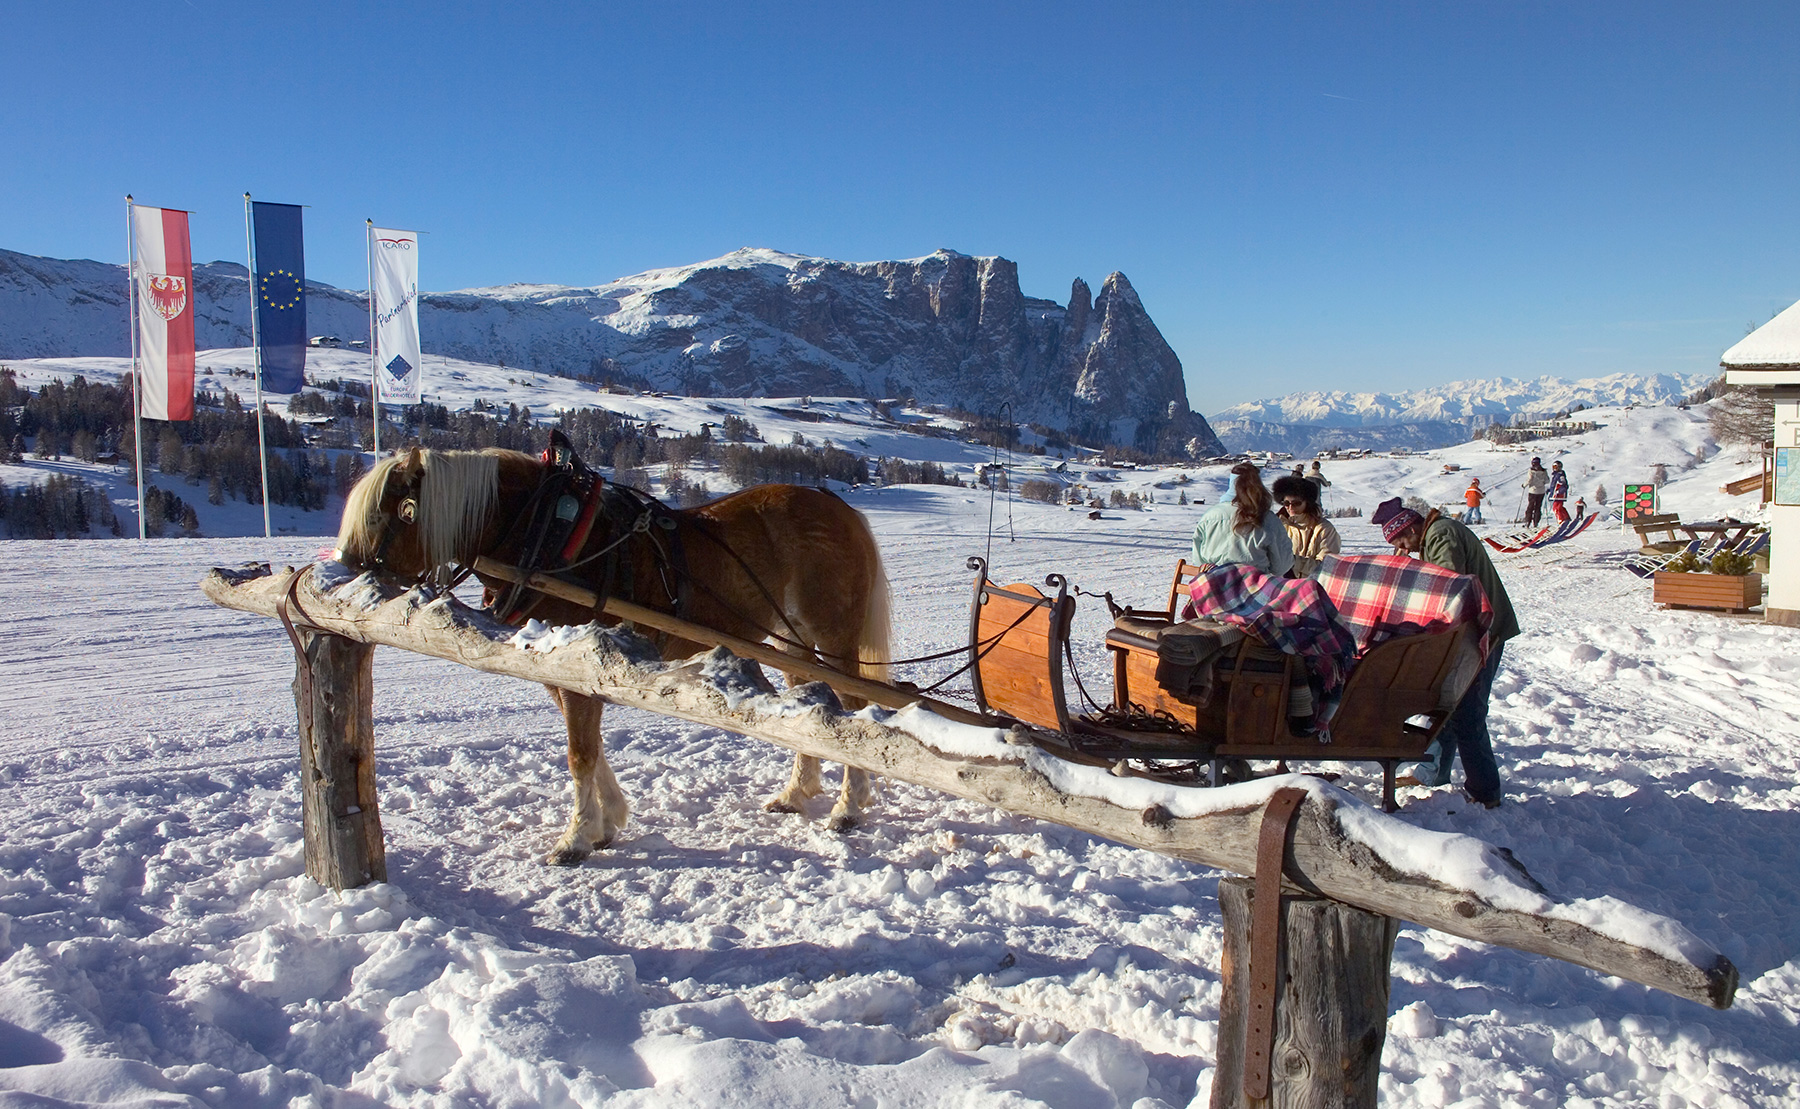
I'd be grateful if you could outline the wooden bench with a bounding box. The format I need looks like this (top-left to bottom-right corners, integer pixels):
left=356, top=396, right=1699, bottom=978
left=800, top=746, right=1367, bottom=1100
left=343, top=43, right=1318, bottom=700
left=1721, top=472, right=1768, bottom=499
left=1632, top=512, right=1686, bottom=554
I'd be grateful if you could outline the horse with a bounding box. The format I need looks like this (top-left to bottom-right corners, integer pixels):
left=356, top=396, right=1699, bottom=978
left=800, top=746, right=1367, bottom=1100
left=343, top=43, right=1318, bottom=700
left=332, top=443, right=892, bottom=865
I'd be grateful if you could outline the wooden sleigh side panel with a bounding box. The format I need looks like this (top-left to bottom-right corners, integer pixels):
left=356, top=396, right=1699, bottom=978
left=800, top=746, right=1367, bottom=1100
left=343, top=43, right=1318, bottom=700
left=966, top=558, right=1074, bottom=733
left=1320, top=623, right=1479, bottom=756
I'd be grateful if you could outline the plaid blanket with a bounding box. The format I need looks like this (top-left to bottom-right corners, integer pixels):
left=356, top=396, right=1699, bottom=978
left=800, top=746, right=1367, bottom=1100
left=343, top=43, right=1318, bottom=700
left=1188, top=566, right=1357, bottom=694
left=1187, top=555, right=1493, bottom=732
left=1314, top=553, right=1493, bottom=658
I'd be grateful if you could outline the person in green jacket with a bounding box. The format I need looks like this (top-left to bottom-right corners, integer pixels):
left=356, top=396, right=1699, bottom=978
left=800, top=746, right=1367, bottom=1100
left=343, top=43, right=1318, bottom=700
left=1370, top=498, right=1521, bottom=807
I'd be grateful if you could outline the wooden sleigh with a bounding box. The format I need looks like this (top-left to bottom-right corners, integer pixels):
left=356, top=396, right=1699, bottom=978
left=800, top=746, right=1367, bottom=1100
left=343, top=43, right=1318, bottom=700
left=465, top=551, right=1475, bottom=813
left=966, top=558, right=1482, bottom=812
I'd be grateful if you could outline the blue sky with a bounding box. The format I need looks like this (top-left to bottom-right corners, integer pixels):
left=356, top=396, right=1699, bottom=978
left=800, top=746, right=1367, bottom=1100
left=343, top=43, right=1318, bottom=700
left=5, top=1, right=1798, bottom=408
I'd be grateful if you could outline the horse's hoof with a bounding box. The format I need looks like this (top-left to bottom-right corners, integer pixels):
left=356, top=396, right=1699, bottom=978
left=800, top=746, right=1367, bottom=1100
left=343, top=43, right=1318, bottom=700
left=826, top=812, right=859, bottom=834
left=545, top=844, right=591, bottom=867
left=764, top=799, right=803, bottom=815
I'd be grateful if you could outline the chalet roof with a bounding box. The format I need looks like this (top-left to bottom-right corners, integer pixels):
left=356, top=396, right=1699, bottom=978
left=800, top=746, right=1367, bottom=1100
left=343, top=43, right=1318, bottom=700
left=1722, top=296, right=1800, bottom=368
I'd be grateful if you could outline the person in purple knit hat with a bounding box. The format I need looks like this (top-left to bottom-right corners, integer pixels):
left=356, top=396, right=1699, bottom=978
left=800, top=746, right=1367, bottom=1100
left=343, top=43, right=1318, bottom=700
left=1370, top=497, right=1519, bottom=808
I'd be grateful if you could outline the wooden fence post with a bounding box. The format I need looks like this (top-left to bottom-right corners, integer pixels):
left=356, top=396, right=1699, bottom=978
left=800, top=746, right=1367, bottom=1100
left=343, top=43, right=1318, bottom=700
left=1213, top=877, right=1399, bottom=1109
left=291, top=629, right=385, bottom=890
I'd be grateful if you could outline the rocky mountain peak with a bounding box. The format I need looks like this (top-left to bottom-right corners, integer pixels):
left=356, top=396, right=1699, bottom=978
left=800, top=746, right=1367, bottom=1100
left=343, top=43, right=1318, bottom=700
left=0, top=244, right=1223, bottom=456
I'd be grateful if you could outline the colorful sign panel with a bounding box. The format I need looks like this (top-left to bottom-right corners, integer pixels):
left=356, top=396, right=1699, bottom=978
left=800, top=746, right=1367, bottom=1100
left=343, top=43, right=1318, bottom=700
left=1623, top=484, right=1659, bottom=521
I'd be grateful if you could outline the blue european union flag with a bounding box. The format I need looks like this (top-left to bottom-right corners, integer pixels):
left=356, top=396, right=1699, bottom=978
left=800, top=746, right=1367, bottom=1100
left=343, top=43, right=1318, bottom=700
left=251, top=202, right=306, bottom=394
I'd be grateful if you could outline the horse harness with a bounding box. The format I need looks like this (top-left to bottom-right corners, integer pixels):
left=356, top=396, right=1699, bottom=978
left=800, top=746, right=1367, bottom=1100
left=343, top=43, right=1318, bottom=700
left=361, top=434, right=834, bottom=667
left=484, top=432, right=692, bottom=632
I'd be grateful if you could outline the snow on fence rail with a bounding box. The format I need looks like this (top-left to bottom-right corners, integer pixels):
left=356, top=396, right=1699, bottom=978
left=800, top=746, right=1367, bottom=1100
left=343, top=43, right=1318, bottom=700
left=201, top=561, right=1737, bottom=1013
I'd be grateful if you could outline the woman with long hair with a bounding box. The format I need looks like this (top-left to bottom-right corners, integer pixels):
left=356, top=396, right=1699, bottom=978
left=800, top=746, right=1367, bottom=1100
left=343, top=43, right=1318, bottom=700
left=1272, top=474, right=1340, bottom=577
left=1189, top=462, right=1295, bottom=576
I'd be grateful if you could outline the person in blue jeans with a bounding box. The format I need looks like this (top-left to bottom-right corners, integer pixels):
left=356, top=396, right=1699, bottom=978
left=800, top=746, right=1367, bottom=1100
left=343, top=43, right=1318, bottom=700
left=1371, top=498, right=1520, bottom=807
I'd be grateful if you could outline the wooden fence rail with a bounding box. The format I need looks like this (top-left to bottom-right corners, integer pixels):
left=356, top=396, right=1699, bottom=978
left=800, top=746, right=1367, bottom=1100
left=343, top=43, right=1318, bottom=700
left=202, top=562, right=1737, bottom=1013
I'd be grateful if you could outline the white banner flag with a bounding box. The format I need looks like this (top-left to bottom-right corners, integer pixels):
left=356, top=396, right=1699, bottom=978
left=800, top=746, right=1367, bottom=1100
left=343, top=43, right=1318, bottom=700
left=371, top=227, right=422, bottom=404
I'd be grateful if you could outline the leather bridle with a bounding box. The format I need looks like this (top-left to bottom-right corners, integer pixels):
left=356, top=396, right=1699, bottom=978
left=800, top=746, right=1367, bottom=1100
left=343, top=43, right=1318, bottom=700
left=345, top=466, right=425, bottom=580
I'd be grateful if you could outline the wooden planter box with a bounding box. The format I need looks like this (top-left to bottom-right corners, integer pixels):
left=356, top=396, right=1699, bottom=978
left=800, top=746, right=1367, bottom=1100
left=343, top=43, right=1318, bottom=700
left=1653, top=571, right=1762, bottom=613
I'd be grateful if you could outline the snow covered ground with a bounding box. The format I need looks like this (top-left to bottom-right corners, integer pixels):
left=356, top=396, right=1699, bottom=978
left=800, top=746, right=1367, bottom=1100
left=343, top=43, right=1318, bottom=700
left=3, top=354, right=1795, bottom=1106
left=1, top=470, right=1798, bottom=1107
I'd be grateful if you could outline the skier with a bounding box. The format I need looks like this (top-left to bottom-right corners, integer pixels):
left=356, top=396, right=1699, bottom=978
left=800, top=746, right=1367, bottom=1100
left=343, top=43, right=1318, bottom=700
left=1462, top=477, right=1486, bottom=525
left=1548, top=460, right=1571, bottom=523
left=1306, top=460, right=1331, bottom=509
left=1522, top=458, right=1548, bottom=527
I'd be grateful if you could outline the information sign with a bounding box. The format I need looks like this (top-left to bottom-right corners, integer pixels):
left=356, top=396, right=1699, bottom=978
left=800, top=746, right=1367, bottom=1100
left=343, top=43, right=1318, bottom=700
left=1776, top=448, right=1800, bottom=506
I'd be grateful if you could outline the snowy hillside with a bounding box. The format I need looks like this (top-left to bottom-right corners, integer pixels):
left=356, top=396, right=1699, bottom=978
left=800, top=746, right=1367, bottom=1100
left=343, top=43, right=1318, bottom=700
left=1208, top=373, right=1716, bottom=453
left=0, top=348, right=1770, bottom=546
left=1209, top=373, right=1715, bottom=427
left=0, top=246, right=1220, bottom=454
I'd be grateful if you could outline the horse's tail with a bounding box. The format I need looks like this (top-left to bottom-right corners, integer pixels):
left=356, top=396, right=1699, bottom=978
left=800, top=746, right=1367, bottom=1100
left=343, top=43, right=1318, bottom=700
left=855, top=523, right=893, bottom=684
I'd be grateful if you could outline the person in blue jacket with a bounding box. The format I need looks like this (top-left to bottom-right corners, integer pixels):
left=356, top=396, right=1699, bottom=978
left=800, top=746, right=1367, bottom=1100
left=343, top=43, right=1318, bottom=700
left=1548, top=460, right=1571, bottom=523
left=1190, top=462, right=1295, bottom=576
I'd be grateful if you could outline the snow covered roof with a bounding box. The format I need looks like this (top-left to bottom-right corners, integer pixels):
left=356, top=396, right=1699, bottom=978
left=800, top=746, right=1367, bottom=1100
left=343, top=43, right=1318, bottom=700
left=1721, top=296, right=1800, bottom=377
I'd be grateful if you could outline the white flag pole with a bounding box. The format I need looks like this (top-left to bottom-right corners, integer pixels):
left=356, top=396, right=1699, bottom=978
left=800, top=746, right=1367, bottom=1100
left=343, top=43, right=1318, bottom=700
left=126, top=195, right=146, bottom=541
left=367, top=219, right=379, bottom=459
left=244, top=194, right=273, bottom=538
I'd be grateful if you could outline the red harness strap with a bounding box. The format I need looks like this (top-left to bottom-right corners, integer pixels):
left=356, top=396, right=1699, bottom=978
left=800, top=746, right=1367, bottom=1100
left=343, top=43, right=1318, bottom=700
left=557, top=478, right=606, bottom=565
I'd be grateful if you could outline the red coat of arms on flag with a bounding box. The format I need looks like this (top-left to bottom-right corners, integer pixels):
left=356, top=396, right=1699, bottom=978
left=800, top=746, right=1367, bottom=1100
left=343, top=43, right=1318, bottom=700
left=143, top=274, right=188, bottom=322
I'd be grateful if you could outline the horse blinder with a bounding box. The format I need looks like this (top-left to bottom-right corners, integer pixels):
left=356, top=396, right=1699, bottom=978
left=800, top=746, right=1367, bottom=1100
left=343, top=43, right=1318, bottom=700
left=357, top=469, right=423, bottom=575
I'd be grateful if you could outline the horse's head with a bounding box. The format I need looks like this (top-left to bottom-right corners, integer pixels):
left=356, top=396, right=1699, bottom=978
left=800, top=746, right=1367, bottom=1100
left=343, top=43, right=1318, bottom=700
left=335, top=448, right=501, bottom=582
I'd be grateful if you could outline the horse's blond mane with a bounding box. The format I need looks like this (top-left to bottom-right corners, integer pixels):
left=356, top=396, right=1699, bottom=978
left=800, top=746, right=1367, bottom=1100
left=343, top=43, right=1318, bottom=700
left=336, top=449, right=503, bottom=571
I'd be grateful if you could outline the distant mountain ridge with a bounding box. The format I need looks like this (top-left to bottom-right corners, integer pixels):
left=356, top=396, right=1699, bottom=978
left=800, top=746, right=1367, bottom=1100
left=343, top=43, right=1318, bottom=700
left=0, top=245, right=1221, bottom=457
left=1207, top=372, right=1714, bottom=453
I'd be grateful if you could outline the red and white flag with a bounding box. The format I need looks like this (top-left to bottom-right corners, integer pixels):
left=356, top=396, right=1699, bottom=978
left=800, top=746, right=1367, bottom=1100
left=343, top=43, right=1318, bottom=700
left=130, top=204, right=195, bottom=421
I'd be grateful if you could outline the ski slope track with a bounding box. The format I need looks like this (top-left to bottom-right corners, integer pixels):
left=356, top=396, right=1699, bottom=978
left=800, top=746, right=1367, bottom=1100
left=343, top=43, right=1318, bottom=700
left=0, top=371, right=1797, bottom=1105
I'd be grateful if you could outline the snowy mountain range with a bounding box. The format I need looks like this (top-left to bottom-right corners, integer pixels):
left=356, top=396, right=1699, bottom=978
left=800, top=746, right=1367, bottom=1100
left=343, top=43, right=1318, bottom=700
left=0, top=245, right=1221, bottom=457
left=1207, top=372, right=1716, bottom=453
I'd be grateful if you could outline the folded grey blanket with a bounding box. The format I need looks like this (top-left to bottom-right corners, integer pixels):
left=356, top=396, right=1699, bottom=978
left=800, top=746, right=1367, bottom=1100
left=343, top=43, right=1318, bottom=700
left=1155, top=625, right=1231, bottom=704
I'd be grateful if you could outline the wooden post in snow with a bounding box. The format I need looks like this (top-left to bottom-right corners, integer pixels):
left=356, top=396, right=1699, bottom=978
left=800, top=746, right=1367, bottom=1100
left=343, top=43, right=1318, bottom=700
left=291, top=628, right=386, bottom=889
left=1213, top=877, right=1399, bottom=1109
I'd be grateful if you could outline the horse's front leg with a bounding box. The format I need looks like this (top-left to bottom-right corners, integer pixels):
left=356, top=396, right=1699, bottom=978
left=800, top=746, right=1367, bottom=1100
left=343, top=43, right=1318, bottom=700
left=765, top=753, right=825, bottom=814
left=544, top=686, right=629, bottom=866
left=826, top=767, right=874, bottom=833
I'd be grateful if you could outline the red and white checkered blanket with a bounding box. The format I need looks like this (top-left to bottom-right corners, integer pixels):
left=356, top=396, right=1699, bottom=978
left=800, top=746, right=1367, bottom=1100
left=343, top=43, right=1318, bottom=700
left=1315, top=553, right=1493, bottom=658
